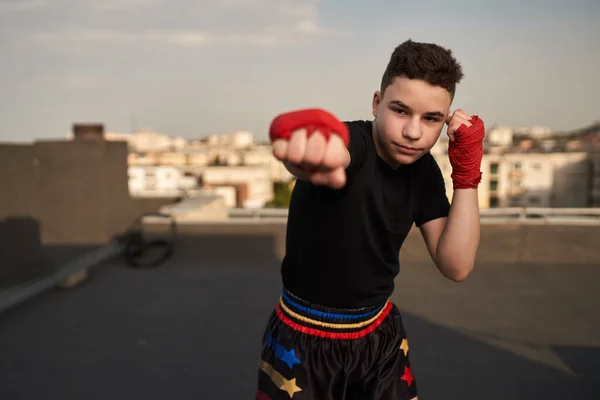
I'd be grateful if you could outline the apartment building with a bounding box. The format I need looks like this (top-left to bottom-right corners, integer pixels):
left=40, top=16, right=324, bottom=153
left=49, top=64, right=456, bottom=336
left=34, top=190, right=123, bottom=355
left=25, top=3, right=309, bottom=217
left=128, top=166, right=198, bottom=197
left=201, top=166, right=274, bottom=208
left=242, top=145, right=294, bottom=182
left=433, top=123, right=596, bottom=208
left=436, top=150, right=592, bottom=208
left=102, top=130, right=187, bottom=152
left=485, top=152, right=590, bottom=207
left=115, top=120, right=600, bottom=209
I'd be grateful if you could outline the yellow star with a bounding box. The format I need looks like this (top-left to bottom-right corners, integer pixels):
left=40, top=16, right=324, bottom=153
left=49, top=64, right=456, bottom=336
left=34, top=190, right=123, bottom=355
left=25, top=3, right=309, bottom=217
left=400, top=338, right=409, bottom=356
left=280, top=377, right=302, bottom=398
left=259, top=359, right=303, bottom=398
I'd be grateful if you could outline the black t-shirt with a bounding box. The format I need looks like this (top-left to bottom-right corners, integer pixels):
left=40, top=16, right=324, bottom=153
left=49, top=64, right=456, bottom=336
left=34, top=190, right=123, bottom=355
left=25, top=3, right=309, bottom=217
left=281, top=120, right=450, bottom=308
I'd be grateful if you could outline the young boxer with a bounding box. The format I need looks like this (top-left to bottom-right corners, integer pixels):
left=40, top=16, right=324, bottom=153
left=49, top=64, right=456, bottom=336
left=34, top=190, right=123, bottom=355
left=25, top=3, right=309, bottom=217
left=256, top=39, right=484, bottom=400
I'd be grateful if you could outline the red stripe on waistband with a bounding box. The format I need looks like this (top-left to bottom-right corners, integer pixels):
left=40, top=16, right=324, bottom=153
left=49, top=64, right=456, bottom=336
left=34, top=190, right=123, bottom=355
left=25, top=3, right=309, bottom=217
left=275, top=301, right=393, bottom=339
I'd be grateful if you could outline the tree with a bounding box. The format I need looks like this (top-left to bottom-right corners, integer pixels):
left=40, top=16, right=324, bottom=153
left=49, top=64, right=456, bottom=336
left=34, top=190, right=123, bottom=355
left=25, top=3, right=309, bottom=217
left=265, top=180, right=295, bottom=208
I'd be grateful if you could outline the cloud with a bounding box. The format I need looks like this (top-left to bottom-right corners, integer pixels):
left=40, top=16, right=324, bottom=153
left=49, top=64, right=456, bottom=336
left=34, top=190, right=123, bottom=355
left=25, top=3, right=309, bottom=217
left=0, top=0, right=157, bottom=12
left=16, top=0, right=337, bottom=54
left=0, top=0, right=47, bottom=11
left=31, top=29, right=209, bottom=49
left=90, top=0, right=160, bottom=12
left=64, top=75, right=116, bottom=90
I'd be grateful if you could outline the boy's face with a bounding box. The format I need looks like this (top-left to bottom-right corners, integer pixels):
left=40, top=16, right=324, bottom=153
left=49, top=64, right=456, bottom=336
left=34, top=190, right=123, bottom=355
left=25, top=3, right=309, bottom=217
left=372, top=75, right=452, bottom=166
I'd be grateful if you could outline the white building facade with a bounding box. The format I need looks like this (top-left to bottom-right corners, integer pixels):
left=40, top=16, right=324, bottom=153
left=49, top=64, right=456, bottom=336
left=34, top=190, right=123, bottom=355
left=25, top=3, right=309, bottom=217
left=433, top=151, right=592, bottom=208
left=128, top=166, right=198, bottom=197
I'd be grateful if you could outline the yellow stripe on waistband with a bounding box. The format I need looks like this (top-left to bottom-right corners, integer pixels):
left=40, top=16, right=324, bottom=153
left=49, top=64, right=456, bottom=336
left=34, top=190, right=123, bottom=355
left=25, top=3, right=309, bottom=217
left=278, top=296, right=389, bottom=330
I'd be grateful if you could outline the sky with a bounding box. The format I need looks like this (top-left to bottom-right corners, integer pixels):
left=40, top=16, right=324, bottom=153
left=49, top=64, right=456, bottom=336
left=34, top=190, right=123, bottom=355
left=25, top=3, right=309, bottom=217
left=1, top=0, right=599, bottom=142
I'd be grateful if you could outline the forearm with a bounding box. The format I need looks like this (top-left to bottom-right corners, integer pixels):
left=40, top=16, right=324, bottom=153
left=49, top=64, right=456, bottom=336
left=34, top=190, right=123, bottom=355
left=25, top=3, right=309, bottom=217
left=436, top=188, right=480, bottom=281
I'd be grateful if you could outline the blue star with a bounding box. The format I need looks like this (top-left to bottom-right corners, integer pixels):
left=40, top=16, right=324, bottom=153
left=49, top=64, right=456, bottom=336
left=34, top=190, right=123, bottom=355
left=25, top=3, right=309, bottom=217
left=279, top=347, right=301, bottom=369
left=264, top=333, right=301, bottom=369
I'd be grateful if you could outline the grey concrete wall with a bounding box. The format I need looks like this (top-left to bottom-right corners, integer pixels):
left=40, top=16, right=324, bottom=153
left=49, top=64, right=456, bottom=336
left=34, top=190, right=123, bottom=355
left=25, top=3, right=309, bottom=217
left=0, top=139, right=177, bottom=287
left=401, top=224, right=600, bottom=265
left=143, top=222, right=600, bottom=266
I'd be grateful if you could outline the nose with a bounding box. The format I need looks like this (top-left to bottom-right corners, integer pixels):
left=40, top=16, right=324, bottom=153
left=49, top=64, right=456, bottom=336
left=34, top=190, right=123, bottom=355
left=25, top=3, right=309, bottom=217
left=402, top=117, right=421, bottom=141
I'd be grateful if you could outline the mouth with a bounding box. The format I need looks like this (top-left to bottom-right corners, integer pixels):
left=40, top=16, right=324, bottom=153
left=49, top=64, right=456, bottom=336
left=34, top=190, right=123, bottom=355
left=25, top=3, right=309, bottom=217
left=392, top=142, right=420, bottom=155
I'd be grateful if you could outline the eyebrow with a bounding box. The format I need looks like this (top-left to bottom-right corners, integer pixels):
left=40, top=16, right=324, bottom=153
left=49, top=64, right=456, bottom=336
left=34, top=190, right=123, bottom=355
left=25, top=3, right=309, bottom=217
left=390, top=100, right=445, bottom=119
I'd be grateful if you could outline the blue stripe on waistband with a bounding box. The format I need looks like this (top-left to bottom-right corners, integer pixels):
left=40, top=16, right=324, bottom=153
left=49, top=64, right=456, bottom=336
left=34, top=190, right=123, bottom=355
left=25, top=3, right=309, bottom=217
left=281, top=291, right=384, bottom=321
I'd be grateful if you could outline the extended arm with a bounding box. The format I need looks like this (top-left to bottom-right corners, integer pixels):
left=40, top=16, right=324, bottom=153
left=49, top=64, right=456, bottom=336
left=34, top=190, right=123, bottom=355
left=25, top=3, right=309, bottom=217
left=270, top=108, right=351, bottom=189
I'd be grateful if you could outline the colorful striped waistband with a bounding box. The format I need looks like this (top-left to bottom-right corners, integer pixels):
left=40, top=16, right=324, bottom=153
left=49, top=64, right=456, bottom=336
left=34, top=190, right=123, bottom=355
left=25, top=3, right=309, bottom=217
left=275, top=288, right=392, bottom=339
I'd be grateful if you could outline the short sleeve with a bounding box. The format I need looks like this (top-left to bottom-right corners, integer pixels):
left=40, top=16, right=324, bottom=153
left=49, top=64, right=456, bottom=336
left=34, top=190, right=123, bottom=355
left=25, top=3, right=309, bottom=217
left=345, top=121, right=370, bottom=174
left=414, top=154, right=451, bottom=227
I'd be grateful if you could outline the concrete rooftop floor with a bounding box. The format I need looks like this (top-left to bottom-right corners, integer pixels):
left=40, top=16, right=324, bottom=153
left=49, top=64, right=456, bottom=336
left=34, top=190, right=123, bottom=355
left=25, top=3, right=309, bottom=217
left=1, top=233, right=599, bottom=399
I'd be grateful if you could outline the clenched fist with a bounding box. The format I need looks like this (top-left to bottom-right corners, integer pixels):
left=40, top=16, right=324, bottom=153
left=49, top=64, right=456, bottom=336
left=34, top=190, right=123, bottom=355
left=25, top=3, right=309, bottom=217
left=269, top=109, right=350, bottom=189
left=445, top=108, right=474, bottom=142
left=445, top=108, right=485, bottom=189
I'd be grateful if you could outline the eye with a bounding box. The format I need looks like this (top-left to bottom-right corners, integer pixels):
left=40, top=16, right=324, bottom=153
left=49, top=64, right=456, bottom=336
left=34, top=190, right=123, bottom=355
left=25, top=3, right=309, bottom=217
left=393, top=108, right=407, bottom=115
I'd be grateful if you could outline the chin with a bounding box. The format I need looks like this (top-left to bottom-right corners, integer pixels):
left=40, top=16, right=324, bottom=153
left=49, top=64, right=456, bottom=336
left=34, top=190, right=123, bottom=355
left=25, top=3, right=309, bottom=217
left=395, top=152, right=424, bottom=165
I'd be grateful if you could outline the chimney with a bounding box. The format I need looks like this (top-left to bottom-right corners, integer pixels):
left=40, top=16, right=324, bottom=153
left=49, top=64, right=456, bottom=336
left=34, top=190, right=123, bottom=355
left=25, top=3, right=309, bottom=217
left=73, top=123, right=105, bottom=141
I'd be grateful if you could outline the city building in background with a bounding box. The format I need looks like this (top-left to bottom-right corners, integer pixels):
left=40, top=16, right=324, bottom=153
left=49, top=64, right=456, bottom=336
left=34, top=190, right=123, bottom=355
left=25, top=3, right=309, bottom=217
left=433, top=122, right=600, bottom=208
left=64, top=120, right=600, bottom=210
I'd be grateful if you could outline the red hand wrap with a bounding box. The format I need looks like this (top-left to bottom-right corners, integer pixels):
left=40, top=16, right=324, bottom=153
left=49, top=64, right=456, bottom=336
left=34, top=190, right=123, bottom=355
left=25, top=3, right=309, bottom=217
left=269, top=108, right=350, bottom=147
left=448, top=116, right=485, bottom=190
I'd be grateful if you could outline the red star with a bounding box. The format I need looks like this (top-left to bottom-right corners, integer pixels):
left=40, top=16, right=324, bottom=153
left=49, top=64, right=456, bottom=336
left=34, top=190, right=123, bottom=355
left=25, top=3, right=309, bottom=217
left=401, top=366, right=414, bottom=387
left=256, top=389, right=272, bottom=400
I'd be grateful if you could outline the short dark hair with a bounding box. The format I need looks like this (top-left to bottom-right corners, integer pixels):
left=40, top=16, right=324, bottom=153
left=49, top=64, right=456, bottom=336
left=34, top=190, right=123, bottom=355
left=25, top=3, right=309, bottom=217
left=380, top=39, right=464, bottom=99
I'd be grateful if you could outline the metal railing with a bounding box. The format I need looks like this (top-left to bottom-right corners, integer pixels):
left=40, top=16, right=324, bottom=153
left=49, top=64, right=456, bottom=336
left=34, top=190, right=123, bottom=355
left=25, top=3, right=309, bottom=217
left=227, top=207, right=600, bottom=225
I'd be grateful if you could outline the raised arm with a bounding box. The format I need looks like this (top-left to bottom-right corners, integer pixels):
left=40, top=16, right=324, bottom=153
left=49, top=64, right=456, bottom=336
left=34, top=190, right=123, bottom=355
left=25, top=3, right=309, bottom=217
left=420, top=109, right=484, bottom=281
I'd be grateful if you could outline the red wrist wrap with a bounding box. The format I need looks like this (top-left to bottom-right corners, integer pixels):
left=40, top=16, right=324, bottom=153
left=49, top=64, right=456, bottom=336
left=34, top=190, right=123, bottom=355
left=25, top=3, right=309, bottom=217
left=269, top=108, right=350, bottom=147
left=448, top=116, right=485, bottom=190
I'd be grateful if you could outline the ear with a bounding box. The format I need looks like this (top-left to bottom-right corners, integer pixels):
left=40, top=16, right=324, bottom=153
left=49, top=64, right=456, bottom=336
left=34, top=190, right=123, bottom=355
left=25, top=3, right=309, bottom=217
left=372, top=90, right=382, bottom=118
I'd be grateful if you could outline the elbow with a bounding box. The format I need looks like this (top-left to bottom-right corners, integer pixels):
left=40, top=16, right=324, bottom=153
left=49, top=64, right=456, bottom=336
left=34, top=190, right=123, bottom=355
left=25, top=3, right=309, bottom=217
left=442, top=263, right=474, bottom=282
left=434, top=245, right=477, bottom=282
left=447, top=270, right=470, bottom=282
